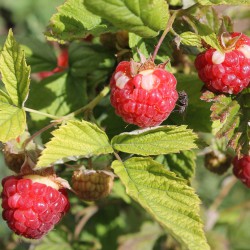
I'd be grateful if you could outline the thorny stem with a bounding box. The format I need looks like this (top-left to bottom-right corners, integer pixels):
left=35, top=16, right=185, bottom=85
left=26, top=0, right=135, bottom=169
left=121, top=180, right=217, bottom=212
left=152, top=11, right=179, bottom=61
left=24, top=107, right=60, bottom=120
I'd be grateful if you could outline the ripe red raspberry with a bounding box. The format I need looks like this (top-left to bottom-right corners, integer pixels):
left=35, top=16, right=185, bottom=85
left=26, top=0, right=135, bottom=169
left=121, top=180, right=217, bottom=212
left=195, top=32, right=250, bottom=94
left=72, top=170, right=114, bottom=201
left=1, top=174, right=70, bottom=239
left=110, top=60, right=178, bottom=127
left=232, top=155, right=250, bottom=187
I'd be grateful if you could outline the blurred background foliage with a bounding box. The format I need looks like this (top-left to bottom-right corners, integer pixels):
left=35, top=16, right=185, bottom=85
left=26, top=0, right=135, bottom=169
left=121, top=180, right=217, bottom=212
left=0, top=0, right=250, bottom=249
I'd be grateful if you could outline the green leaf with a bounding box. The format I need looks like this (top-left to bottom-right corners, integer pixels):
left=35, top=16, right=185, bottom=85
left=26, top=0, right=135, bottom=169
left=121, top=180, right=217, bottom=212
left=26, top=73, right=87, bottom=124
left=195, top=0, right=250, bottom=5
left=165, top=150, right=196, bottom=181
left=84, top=0, right=169, bottom=37
left=0, top=29, right=30, bottom=107
left=45, top=0, right=107, bottom=43
left=201, top=32, right=223, bottom=52
left=112, top=157, right=209, bottom=250
left=69, top=42, right=115, bottom=78
left=129, top=33, right=172, bottom=69
left=179, top=32, right=202, bottom=47
left=36, top=120, right=114, bottom=168
left=201, top=92, right=240, bottom=140
left=111, top=125, right=197, bottom=156
left=200, top=90, right=249, bottom=154
left=185, top=16, right=222, bottom=51
left=18, top=36, right=57, bottom=73
left=169, top=73, right=212, bottom=133
left=0, top=92, right=26, bottom=142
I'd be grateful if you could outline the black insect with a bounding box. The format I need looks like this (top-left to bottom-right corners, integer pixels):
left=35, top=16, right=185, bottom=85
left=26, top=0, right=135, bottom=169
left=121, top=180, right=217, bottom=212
left=176, top=91, right=188, bottom=114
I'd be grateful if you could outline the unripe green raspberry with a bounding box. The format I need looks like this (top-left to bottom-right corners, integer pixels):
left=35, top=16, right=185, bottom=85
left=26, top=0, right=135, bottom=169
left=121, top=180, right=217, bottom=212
left=72, top=170, right=114, bottom=201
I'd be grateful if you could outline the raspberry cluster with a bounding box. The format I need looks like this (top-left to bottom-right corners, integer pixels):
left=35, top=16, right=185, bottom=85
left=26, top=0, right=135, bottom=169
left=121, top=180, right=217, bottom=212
left=1, top=175, right=70, bottom=239
left=195, top=32, right=250, bottom=94
left=110, top=61, right=178, bottom=127
left=233, top=155, right=250, bottom=188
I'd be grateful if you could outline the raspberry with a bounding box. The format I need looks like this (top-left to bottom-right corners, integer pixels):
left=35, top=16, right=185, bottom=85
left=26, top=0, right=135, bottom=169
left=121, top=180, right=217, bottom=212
left=1, top=174, right=70, bottom=239
left=232, top=155, right=250, bottom=188
left=72, top=170, right=114, bottom=201
left=110, top=60, right=178, bottom=127
left=195, top=32, right=250, bottom=94
left=204, top=151, right=232, bottom=175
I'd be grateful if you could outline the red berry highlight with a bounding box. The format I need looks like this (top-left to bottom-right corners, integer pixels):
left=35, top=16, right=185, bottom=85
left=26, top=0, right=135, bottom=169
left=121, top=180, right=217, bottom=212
left=1, top=175, right=70, bottom=239
left=233, top=155, right=250, bottom=188
left=110, top=61, right=178, bottom=127
left=195, top=33, right=250, bottom=94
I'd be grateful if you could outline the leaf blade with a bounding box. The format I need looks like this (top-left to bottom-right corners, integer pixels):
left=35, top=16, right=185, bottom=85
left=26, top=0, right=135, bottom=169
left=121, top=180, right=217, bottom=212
left=0, top=29, right=30, bottom=107
left=36, top=120, right=114, bottom=168
left=45, top=0, right=106, bottom=43
left=0, top=92, right=26, bottom=142
left=111, top=125, right=197, bottom=156
left=84, top=0, right=169, bottom=37
left=112, top=157, right=209, bottom=250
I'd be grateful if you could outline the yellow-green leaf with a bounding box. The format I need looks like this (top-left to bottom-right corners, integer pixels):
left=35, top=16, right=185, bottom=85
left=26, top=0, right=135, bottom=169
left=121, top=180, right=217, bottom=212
left=111, top=125, right=197, bottom=156
left=0, top=29, right=30, bottom=107
left=0, top=91, right=26, bottom=142
left=112, top=157, right=210, bottom=250
left=36, top=120, right=114, bottom=168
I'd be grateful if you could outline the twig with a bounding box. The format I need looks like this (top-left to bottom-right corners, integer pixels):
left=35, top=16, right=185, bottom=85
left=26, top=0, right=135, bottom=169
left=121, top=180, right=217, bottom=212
left=205, top=175, right=238, bottom=231
left=152, top=11, right=179, bottom=61
left=74, top=206, right=98, bottom=240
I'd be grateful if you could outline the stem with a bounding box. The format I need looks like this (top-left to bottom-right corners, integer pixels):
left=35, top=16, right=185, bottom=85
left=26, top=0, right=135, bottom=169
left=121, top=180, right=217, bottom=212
left=24, top=107, right=60, bottom=120
left=23, top=122, right=58, bottom=149
left=152, top=11, right=179, bottom=61
left=114, top=151, right=122, bottom=162
left=205, top=176, right=237, bottom=231
left=64, top=86, right=110, bottom=119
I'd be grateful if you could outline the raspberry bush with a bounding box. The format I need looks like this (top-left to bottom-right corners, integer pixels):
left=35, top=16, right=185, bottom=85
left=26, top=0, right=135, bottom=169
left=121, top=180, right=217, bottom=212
left=0, top=1, right=250, bottom=249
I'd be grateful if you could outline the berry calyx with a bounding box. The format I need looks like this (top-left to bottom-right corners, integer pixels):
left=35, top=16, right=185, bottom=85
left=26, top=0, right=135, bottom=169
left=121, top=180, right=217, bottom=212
left=72, top=170, right=114, bottom=201
left=110, top=59, right=178, bottom=127
left=232, top=155, right=250, bottom=188
left=195, top=32, right=250, bottom=94
left=1, top=174, right=70, bottom=239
